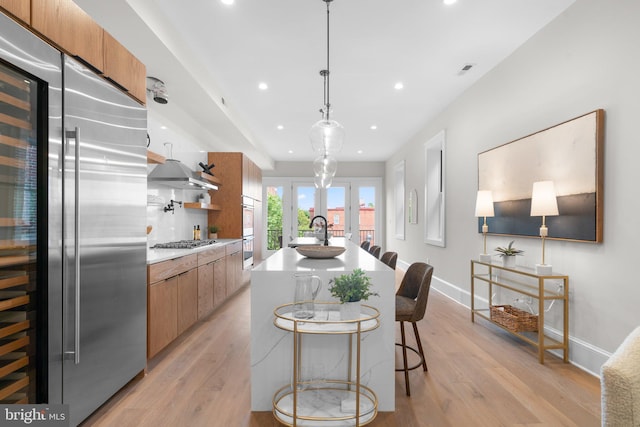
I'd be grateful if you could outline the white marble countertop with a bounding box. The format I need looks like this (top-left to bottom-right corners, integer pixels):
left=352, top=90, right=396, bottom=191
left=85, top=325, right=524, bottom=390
left=254, top=238, right=389, bottom=273
left=146, top=238, right=241, bottom=264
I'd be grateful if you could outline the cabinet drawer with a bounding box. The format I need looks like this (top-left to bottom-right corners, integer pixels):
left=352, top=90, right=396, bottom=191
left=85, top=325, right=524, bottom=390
left=198, top=246, right=226, bottom=266
left=148, top=254, right=198, bottom=284
left=226, top=241, right=242, bottom=255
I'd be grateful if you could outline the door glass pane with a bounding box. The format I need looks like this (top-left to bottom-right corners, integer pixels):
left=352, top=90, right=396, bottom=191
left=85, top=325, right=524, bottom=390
left=296, top=185, right=315, bottom=237
left=0, top=61, right=41, bottom=403
left=266, top=185, right=283, bottom=250
left=358, top=186, right=376, bottom=245
left=326, top=186, right=346, bottom=238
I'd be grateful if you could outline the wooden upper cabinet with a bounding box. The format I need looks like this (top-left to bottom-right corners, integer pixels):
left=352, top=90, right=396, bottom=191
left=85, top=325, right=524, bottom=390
left=32, top=0, right=104, bottom=72
left=103, top=31, right=146, bottom=104
left=0, top=0, right=30, bottom=24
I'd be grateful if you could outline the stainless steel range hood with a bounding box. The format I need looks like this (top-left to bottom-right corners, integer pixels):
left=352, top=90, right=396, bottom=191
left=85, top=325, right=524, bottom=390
left=148, top=159, right=218, bottom=191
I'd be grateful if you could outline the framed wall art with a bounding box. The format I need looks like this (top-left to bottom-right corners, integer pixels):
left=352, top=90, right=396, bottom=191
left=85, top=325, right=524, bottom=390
left=478, top=110, right=604, bottom=242
left=394, top=160, right=405, bottom=240
left=425, top=130, right=445, bottom=247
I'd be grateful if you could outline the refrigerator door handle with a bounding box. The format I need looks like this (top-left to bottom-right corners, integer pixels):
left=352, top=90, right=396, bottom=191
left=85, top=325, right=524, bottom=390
left=64, top=127, right=81, bottom=365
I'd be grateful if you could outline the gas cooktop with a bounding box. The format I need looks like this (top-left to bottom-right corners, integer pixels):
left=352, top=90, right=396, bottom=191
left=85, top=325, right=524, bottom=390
left=151, top=239, right=217, bottom=249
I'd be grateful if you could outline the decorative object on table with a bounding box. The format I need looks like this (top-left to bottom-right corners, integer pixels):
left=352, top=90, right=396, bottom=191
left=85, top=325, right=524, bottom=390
left=478, top=109, right=603, bottom=242
left=208, top=225, right=219, bottom=239
left=329, top=269, right=378, bottom=320
left=293, top=273, right=322, bottom=319
left=295, top=245, right=345, bottom=259
left=309, top=0, right=344, bottom=189
left=494, top=240, right=523, bottom=268
left=530, top=180, right=559, bottom=275
left=489, top=305, right=538, bottom=332
left=475, top=190, right=495, bottom=262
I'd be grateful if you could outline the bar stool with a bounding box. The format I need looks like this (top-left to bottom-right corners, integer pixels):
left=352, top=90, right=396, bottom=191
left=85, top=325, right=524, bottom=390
left=395, top=262, right=433, bottom=396
left=360, top=241, right=370, bottom=251
left=380, top=251, right=397, bottom=270
left=368, top=245, right=381, bottom=259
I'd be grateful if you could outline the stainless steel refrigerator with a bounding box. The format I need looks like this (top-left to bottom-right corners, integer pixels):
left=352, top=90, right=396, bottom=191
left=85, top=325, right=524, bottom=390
left=0, top=11, right=147, bottom=426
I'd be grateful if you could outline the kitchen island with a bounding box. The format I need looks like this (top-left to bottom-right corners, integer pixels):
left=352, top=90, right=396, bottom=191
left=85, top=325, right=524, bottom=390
left=251, top=238, right=396, bottom=413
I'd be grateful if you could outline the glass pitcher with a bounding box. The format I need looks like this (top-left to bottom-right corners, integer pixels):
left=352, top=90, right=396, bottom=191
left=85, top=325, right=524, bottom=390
left=293, top=273, right=322, bottom=319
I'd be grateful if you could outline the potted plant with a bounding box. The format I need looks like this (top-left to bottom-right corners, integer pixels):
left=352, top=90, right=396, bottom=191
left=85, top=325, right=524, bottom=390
left=494, top=240, right=523, bottom=268
left=328, top=268, right=378, bottom=320
left=209, top=225, right=219, bottom=239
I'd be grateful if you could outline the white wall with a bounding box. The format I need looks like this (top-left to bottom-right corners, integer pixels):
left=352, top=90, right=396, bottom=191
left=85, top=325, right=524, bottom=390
left=385, top=0, right=640, bottom=375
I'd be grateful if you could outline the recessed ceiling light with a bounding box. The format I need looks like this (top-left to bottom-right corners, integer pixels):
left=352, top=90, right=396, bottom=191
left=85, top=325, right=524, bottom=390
left=370, top=125, right=377, bottom=130
left=258, top=82, right=268, bottom=91
left=160, top=126, right=168, bottom=130
left=221, top=0, right=234, bottom=5
left=443, top=0, right=457, bottom=5
left=357, top=150, right=363, bottom=154
left=288, top=150, right=294, bottom=154
left=394, top=82, right=404, bottom=90
left=277, top=125, right=284, bottom=130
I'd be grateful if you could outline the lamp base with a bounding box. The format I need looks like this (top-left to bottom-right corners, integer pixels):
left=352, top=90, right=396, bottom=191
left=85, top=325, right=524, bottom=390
left=479, top=254, right=493, bottom=263
left=535, top=264, right=553, bottom=276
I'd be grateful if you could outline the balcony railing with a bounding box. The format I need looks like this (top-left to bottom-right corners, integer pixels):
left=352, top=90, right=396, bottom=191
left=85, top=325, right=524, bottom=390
left=266, top=229, right=375, bottom=250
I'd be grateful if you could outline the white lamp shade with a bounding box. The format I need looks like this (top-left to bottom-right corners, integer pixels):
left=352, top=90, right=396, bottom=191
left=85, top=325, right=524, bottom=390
left=309, top=119, right=345, bottom=155
left=475, top=190, right=495, bottom=217
left=530, top=181, right=559, bottom=216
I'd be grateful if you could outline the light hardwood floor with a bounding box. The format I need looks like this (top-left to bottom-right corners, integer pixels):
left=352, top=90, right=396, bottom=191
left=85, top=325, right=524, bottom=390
left=82, top=271, right=601, bottom=427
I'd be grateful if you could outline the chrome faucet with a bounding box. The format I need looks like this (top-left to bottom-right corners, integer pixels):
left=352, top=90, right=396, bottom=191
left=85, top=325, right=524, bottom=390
left=310, top=215, right=329, bottom=246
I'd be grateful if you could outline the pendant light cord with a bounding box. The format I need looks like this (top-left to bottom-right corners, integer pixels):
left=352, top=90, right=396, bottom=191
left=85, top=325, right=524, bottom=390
left=322, top=0, right=332, bottom=120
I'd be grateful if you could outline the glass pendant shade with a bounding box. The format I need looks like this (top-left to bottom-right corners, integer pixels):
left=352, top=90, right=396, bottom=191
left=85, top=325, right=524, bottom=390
left=314, top=174, right=333, bottom=189
left=309, top=118, right=345, bottom=155
left=313, top=154, right=338, bottom=177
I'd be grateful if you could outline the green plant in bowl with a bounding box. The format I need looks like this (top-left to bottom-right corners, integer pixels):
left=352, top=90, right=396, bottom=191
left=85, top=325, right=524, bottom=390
left=494, top=240, right=524, bottom=257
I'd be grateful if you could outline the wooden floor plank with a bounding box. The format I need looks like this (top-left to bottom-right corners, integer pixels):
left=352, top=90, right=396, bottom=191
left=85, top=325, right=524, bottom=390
left=82, top=271, right=600, bottom=427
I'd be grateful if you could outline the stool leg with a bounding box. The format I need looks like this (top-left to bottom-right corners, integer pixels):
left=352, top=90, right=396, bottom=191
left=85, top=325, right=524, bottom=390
left=400, top=321, right=411, bottom=396
left=412, top=322, right=428, bottom=372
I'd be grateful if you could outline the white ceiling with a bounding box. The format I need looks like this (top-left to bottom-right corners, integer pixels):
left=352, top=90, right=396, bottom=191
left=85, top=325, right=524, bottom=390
left=74, top=0, right=574, bottom=170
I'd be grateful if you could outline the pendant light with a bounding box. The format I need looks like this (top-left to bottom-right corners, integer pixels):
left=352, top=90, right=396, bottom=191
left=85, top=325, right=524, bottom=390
left=310, top=0, right=343, bottom=188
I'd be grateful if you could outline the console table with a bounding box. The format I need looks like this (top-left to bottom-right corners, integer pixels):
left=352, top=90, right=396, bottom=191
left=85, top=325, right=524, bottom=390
left=470, top=260, right=569, bottom=363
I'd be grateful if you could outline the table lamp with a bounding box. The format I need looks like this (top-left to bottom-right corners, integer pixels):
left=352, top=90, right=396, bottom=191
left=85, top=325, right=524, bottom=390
left=475, top=190, right=495, bottom=262
left=530, top=181, right=559, bottom=275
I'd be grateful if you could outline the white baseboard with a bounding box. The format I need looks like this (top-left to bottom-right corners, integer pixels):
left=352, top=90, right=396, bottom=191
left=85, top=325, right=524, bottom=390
left=396, top=259, right=609, bottom=377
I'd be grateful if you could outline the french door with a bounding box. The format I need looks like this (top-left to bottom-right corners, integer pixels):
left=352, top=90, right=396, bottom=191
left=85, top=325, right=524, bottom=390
left=263, top=178, right=382, bottom=257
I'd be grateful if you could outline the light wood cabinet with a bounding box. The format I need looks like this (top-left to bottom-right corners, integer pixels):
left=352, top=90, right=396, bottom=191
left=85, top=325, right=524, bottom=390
left=197, top=246, right=225, bottom=319
left=177, top=268, right=198, bottom=335
left=147, top=254, right=197, bottom=358
left=225, top=242, right=243, bottom=297
left=213, top=257, right=227, bottom=308
left=31, top=0, right=105, bottom=72
left=5, top=0, right=146, bottom=104
left=0, top=0, right=30, bottom=24
left=103, top=30, right=146, bottom=103
left=207, top=152, right=262, bottom=239
left=148, top=276, right=178, bottom=358
left=147, top=242, right=240, bottom=359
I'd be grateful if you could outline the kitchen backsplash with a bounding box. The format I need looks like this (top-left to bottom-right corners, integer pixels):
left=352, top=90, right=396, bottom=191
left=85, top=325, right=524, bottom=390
left=147, top=150, right=210, bottom=246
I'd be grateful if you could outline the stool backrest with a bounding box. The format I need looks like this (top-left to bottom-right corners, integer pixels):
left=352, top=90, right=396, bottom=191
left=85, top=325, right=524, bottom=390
left=380, top=251, right=398, bottom=270
left=360, top=241, right=370, bottom=251
left=396, top=262, right=434, bottom=322
left=369, top=245, right=381, bottom=259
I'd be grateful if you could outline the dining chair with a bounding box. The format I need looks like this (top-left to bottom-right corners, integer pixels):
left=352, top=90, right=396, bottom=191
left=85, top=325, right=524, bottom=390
left=360, top=241, right=370, bottom=251
left=368, top=245, right=381, bottom=259
left=380, top=251, right=398, bottom=270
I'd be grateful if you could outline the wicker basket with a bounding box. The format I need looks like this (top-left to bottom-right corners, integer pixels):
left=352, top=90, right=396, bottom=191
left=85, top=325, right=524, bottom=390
left=490, top=305, right=538, bottom=332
